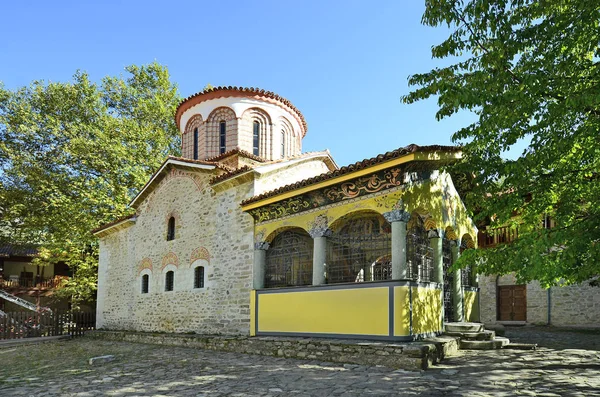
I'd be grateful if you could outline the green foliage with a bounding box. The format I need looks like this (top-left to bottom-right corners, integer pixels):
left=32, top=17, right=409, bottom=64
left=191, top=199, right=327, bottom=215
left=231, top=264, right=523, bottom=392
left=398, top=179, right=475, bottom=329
left=0, top=62, right=181, bottom=306
left=403, top=1, right=600, bottom=286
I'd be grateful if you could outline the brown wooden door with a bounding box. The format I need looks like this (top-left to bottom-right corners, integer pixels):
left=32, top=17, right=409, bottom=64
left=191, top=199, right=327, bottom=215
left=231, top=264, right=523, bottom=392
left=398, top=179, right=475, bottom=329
left=497, top=285, right=527, bottom=321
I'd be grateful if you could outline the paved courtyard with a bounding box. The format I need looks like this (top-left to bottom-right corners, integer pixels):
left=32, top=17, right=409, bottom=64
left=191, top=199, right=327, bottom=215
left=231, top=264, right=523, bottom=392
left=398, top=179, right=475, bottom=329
left=0, top=326, right=598, bottom=396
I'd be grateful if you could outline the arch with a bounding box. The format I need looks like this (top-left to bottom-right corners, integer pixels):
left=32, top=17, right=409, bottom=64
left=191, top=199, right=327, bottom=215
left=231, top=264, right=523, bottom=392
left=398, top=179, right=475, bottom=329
left=264, top=225, right=308, bottom=244
left=279, top=116, right=295, bottom=158
left=241, top=107, right=272, bottom=158
left=407, top=212, right=433, bottom=281
left=444, top=226, right=459, bottom=241
left=161, top=252, right=179, bottom=271
left=190, top=247, right=210, bottom=265
left=327, top=211, right=392, bottom=284
left=461, top=233, right=476, bottom=249
left=328, top=209, right=387, bottom=233
left=206, top=107, right=237, bottom=158
left=137, top=258, right=153, bottom=275
left=184, top=114, right=204, bottom=160
left=460, top=233, right=475, bottom=287
left=265, top=227, right=313, bottom=288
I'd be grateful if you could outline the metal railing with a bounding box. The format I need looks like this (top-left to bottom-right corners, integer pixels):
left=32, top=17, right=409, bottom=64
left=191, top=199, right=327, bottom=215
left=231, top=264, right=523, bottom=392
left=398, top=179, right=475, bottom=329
left=0, top=276, right=68, bottom=290
left=0, top=310, right=95, bottom=340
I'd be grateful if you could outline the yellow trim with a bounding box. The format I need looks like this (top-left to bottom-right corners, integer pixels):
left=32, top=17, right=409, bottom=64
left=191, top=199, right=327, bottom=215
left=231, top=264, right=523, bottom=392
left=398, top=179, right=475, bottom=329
left=242, top=154, right=416, bottom=210
left=242, top=151, right=462, bottom=211
left=250, top=290, right=256, bottom=336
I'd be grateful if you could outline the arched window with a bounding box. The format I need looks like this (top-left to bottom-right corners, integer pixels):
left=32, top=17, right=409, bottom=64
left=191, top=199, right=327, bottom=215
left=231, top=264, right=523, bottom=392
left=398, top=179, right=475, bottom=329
left=193, top=127, right=199, bottom=160
left=253, top=121, right=260, bottom=156
left=219, top=121, right=226, bottom=154
left=327, top=213, right=391, bottom=284
left=265, top=229, right=313, bottom=288
left=141, top=274, right=149, bottom=294
left=281, top=130, right=285, bottom=158
left=194, top=266, right=205, bottom=289
left=167, top=217, right=175, bottom=241
left=165, top=271, right=174, bottom=291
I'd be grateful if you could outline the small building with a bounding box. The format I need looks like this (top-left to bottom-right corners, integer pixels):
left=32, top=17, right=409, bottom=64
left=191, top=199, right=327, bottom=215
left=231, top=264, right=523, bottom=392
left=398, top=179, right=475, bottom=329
left=94, top=87, right=481, bottom=338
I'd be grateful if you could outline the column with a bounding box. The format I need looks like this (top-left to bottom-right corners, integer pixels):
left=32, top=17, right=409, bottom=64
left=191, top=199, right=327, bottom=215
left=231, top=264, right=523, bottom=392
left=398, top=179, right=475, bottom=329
left=383, top=208, right=411, bottom=280
left=253, top=242, right=269, bottom=290
left=451, top=241, right=464, bottom=322
left=429, top=229, right=444, bottom=327
left=309, top=226, right=331, bottom=286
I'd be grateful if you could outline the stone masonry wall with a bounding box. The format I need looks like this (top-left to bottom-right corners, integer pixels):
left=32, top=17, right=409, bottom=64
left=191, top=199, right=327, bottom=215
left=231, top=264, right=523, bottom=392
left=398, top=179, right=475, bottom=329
left=479, top=274, right=600, bottom=327
left=98, top=169, right=254, bottom=335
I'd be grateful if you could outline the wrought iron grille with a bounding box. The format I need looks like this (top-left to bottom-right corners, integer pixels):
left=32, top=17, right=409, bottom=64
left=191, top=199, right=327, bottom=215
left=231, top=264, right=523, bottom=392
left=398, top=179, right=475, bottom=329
left=442, top=238, right=454, bottom=322
left=406, top=215, right=433, bottom=281
left=460, top=240, right=472, bottom=287
left=265, top=230, right=313, bottom=288
left=326, top=214, right=391, bottom=284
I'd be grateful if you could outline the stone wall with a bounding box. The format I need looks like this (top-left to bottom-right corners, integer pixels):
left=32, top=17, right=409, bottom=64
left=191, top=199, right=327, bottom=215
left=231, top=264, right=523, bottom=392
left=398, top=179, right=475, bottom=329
left=479, top=274, right=600, bottom=327
left=97, top=169, right=254, bottom=335
left=88, top=330, right=460, bottom=371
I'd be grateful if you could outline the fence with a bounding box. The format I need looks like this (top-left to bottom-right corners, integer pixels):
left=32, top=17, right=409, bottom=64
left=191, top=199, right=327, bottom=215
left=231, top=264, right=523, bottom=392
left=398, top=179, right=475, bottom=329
left=0, top=310, right=95, bottom=340
left=0, top=276, right=68, bottom=290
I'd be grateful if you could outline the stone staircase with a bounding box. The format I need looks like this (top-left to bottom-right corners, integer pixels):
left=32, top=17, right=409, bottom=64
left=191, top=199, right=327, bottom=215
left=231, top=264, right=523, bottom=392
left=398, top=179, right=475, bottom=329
left=444, top=322, right=514, bottom=350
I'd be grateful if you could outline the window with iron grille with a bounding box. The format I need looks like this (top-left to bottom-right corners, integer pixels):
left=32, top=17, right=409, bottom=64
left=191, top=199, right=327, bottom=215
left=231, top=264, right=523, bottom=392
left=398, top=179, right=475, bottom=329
left=326, top=213, right=391, bottom=284
left=253, top=121, right=260, bottom=156
left=406, top=215, right=433, bottom=281
left=194, top=266, right=204, bottom=289
left=165, top=271, right=174, bottom=291
left=193, top=127, right=199, bottom=160
left=460, top=240, right=472, bottom=286
left=141, top=274, right=149, bottom=294
left=167, top=217, right=175, bottom=241
left=265, top=229, right=313, bottom=288
left=442, top=238, right=454, bottom=322
left=219, top=121, right=226, bottom=154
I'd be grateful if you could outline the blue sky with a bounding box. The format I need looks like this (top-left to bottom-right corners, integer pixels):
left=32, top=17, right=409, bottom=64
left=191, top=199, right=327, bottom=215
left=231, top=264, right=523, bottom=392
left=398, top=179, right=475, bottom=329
left=0, top=0, right=479, bottom=167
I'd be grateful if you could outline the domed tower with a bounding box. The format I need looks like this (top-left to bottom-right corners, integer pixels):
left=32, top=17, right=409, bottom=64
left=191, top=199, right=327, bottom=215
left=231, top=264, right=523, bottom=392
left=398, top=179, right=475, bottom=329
left=175, top=87, right=307, bottom=164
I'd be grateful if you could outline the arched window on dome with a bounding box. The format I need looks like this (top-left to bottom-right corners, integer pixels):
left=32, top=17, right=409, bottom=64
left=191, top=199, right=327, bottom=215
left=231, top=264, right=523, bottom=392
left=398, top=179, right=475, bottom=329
left=281, top=129, right=286, bottom=158
left=219, top=121, right=226, bottom=154
left=167, top=216, right=175, bottom=241
left=193, top=128, right=199, bottom=160
left=253, top=121, right=260, bottom=156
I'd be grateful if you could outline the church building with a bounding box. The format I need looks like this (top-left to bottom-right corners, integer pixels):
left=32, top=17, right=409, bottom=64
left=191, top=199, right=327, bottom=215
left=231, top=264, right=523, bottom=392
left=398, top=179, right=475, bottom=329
left=93, top=87, right=481, bottom=340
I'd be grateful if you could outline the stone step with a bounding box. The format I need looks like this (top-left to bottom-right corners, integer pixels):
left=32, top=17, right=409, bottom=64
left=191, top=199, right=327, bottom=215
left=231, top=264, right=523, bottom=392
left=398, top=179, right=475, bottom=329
left=445, top=330, right=496, bottom=341
left=459, top=337, right=510, bottom=350
left=444, top=322, right=485, bottom=333
left=502, top=343, right=537, bottom=351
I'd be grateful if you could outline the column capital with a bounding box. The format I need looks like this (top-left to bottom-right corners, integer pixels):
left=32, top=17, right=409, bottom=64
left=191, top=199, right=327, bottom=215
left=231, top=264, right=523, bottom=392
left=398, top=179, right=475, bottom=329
left=254, top=241, right=270, bottom=250
left=309, top=227, right=332, bottom=238
left=383, top=209, right=411, bottom=223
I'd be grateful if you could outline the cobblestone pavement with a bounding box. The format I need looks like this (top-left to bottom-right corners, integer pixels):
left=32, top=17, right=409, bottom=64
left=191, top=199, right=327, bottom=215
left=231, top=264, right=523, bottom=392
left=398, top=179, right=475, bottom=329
left=0, top=326, right=599, bottom=396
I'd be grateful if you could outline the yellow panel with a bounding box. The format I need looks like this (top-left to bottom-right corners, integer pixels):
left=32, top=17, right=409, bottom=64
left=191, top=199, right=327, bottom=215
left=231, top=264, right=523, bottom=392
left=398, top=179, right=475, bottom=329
left=411, top=286, right=442, bottom=335
left=464, top=290, right=480, bottom=322
left=250, top=290, right=256, bottom=336
left=393, top=286, right=411, bottom=336
left=258, top=287, right=389, bottom=336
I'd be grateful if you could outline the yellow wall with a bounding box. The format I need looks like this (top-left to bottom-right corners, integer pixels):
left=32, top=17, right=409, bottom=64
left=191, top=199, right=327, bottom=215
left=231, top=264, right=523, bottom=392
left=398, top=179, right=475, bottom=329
left=393, top=286, right=410, bottom=336
left=250, top=290, right=256, bottom=336
left=464, top=290, right=480, bottom=322
left=257, top=287, right=389, bottom=336
left=411, top=286, right=442, bottom=335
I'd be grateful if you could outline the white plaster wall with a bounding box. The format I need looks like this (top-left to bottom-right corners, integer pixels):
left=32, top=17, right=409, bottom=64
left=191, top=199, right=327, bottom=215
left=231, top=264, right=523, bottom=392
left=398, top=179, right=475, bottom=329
left=254, top=157, right=331, bottom=196
left=180, top=97, right=304, bottom=140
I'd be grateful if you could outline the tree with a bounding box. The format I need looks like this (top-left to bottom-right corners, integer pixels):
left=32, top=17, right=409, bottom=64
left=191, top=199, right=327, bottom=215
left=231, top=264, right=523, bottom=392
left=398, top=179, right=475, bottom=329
left=0, top=62, right=181, bottom=305
left=403, top=1, right=600, bottom=286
